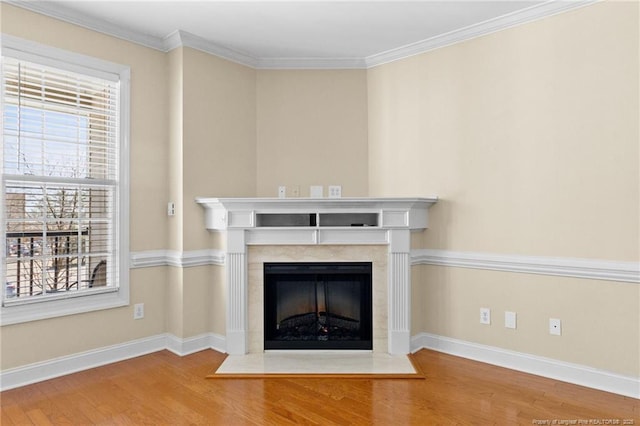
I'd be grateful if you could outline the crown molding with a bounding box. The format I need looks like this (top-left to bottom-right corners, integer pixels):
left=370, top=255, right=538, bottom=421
left=365, top=0, right=599, bottom=68
left=4, top=0, right=166, bottom=51
left=6, top=0, right=600, bottom=70
left=164, top=30, right=259, bottom=68
left=164, top=31, right=364, bottom=69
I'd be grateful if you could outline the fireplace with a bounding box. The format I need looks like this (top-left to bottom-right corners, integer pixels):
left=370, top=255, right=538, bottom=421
left=264, top=262, right=373, bottom=350
left=195, top=197, right=438, bottom=354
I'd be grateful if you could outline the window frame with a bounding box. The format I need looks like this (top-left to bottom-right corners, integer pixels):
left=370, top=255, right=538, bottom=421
left=1, top=35, right=130, bottom=325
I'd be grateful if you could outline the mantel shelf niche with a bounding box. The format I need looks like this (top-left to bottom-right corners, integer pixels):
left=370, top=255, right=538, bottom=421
left=195, top=197, right=438, bottom=232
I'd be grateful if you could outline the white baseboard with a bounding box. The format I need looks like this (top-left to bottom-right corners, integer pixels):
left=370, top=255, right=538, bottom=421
left=0, top=334, right=166, bottom=391
left=165, top=332, right=226, bottom=356
left=411, top=332, right=639, bottom=399
left=3, top=331, right=637, bottom=399
left=0, top=332, right=226, bottom=391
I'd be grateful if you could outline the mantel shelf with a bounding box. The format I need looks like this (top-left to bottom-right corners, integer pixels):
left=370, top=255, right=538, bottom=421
left=195, top=197, right=438, bottom=232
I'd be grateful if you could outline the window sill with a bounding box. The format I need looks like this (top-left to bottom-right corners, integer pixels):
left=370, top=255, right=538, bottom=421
left=0, top=289, right=129, bottom=326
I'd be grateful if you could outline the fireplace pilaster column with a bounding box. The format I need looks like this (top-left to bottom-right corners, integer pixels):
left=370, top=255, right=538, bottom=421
left=388, top=229, right=411, bottom=355
left=226, top=229, right=248, bottom=354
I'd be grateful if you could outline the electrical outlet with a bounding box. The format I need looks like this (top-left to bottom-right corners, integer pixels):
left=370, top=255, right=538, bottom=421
left=134, top=303, right=144, bottom=320
left=505, top=311, right=517, bottom=329
left=328, top=185, right=342, bottom=198
left=167, top=202, right=175, bottom=216
left=278, top=186, right=286, bottom=198
left=480, top=307, right=491, bottom=325
left=549, top=318, right=561, bottom=336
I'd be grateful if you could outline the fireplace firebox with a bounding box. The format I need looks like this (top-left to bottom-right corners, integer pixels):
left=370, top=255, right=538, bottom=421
left=264, top=262, right=373, bottom=350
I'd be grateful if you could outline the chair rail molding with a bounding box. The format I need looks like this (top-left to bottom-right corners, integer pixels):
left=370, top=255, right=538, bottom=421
left=130, top=249, right=225, bottom=269
left=412, top=249, right=640, bottom=284
left=129, top=248, right=639, bottom=284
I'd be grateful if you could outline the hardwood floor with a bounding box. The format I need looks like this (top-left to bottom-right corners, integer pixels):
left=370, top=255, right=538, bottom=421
left=1, top=349, right=638, bottom=425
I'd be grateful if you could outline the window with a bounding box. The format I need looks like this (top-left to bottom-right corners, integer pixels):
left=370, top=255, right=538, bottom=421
left=1, top=36, right=129, bottom=324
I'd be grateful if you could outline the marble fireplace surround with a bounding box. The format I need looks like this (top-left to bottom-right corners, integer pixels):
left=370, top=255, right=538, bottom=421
left=248, top=245, right=388, bottom=354
left=196, top=197, right=438, bottom=355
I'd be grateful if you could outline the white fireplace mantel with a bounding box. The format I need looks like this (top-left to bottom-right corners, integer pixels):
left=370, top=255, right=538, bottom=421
left=195, top=197, right=438, bottom=355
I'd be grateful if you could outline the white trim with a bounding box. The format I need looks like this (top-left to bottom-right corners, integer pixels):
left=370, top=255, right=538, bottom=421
left=165, top=30, right=259, bottom=68
left=195, top=197, right=437, bottom=231
left=161, top=30, right=183, bottom=52
left=365, top=0, right=598, bottom=68
left=165, top=332, right=226, bottom=356
left=411, top=332, right=640, bottom=399
left=0, top=334, right=167, bottom=391
left=195, top=198, right=432, bottom=355
left=129, top=249, right=225, bottom=269
left=412, top=249, right=639, bottom=284
left=3, top=330, right=637, bottom=398
left=1, top=35, right=131, bottom=326
left=129, top=250, right=172, bottom=269
left=179, top=250, right=226, bottom=268
left=6, top=0, right=598, bottom=70
left=118, top=55, right=132, bottom=310
left=3, top=0, right=166, bottom=51
left=129, top=248, right=640, bottom=284
left=0, top=292, right=128, bottom=326
left=0, top=332, right=226, bottom=391
left=2, top=34, right=130, bottom=78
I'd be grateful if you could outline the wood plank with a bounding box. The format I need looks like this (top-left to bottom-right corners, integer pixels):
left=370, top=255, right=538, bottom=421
left=0, top=349, right=637, bottom=425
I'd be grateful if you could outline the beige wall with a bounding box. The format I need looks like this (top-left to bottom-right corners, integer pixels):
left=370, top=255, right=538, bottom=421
left=368, top=1, right=639, bottom=376
left=1, top=4, right=170, bottom=369
left=2, top=1, right=638, bottom=382
left=417, top=265, right=639, bottom=375
left=256, top=70, right=369, bottom=197
left=182, top=47, right=257, bottom=251
left=1, top=268, right=168, bottom=369
left=167, top=47, right=256, bottom=253
left=369, top=2, right=639, bottom=261
left=1, top=5, right=172, bottom=252
left=165, top=47, right=256, bottom=337
left=167, top=48, right=185, bottom=252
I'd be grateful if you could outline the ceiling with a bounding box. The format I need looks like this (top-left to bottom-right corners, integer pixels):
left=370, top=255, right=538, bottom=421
left=7, top=1, right=594, bottom=68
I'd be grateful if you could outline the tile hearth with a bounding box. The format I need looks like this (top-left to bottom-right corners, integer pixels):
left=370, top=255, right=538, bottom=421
left=214, top=351, right=418, bottom=375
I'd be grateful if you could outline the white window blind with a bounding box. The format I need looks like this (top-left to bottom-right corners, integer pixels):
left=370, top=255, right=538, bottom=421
left=2, top=55, right=121, bottom=304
